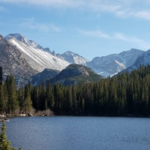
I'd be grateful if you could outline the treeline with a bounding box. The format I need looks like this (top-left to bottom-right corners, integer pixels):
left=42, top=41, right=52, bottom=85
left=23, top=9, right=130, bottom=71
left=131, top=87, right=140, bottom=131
left=1, top=65, right=150, bottom=116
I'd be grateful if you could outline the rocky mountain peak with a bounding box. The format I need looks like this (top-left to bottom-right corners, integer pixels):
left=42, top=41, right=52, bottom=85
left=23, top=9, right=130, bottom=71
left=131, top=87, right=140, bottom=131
left=0, top=34, right=4, bottom=40
left=61, top=51, right=88, bottom=65
left=5, top=33, right=69, bottom=72
left=44, top=48, right=51, bottom=53
left=5, top=33, right=28, bottom=44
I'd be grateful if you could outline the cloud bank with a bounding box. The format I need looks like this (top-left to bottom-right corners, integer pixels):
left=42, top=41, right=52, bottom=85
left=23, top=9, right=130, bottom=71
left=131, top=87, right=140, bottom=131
left=0, top=0, right=150, bottom=20
left=20, top=18, right=60, bottom=32
left=79, top=29, right=150, bottom=49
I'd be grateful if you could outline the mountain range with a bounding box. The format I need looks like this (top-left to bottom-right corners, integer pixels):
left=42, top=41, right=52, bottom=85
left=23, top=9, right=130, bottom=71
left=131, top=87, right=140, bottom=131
left=0, top=34, right=36, bottom=86
left=87, top=49, right=144, bottom=77
left=0, top=33, right=150, bottom=86
left=5, top=34, right=69, bottom=72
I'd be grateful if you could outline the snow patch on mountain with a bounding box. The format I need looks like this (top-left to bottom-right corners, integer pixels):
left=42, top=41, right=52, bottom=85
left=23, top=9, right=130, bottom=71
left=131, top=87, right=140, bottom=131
left=87, top=49, right=144, bottom=77
left=61, top=51, right=89, bottom=65
left=114, top=60, right=125, bottom=69
left=4, top=33, right=145, bottom=78
left=5, top=33, right=44, bottom=50
left=122, top=49, right=150, bottom=73
left=5, top=33, right=28, bottom=44
left=6, top=34, right=70, bottom=72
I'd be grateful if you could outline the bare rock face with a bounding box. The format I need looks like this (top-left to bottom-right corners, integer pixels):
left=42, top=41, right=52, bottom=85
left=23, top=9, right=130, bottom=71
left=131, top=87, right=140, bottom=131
left=0, top=32, right=146, bottom=87
left=122, top=49, right=150, bottom=73
left=5, top=33, right=70, bottom=72
left=0, top=34, right=4, bottom=40
left=61, top=51, right=89, bottom=65
left=0, top=34, right=37, bottom=86
left=87, top=49, right=144, bottom=77
left=1, top=33, right=71, bottom=87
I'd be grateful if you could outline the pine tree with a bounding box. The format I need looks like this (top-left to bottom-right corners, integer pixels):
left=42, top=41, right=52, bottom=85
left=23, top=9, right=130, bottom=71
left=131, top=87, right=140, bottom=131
left=39, top=83, right=46, bottom=110
left=0, top=123, right=11, bottom=150
left=65, top=87, right=73, bottom=113
left=23, top=86, right=33, bottom=114
left=5, top=75, right=19, bottom=114
left=32, top=86, right=40, bottom=110
left=81, top=98, right=85, bottom=113
left=17, top=86, right=24, bottom=112
left=3, top=84, right=8, bottom=114
left=0, top=123, right=21, bottom=150
left=46, top=83, right=54, bottom=109
left=0, top=84, right=6, bottom=114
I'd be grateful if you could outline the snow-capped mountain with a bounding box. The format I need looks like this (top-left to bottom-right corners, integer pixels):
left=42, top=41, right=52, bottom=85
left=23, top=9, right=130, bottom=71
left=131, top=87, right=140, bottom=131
left=61, top=51, right=89, bottom=65
left=122, top=49, right=150, bottom=73
left=0, top=34, right=36, bottom=86
left=5, top=33, right=70, bottom=72
left=1, top=32, right=148, bottom=87
left=5, top=34, right=44, bottom=50
left=87, top=49, right=144, bottom=77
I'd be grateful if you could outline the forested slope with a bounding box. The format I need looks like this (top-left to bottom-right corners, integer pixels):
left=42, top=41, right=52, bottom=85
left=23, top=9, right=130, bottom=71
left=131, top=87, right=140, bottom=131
left=0, top=65, right=150, bottom=116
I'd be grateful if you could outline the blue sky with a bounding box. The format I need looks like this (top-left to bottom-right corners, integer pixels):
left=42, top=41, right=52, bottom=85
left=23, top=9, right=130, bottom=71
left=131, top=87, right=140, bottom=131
left=0, top=0, right=150, bottom=60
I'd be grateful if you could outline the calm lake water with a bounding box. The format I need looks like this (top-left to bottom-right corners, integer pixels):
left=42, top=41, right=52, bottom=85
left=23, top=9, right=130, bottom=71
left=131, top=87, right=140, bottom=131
left=4, top=117, right=150, bottom=150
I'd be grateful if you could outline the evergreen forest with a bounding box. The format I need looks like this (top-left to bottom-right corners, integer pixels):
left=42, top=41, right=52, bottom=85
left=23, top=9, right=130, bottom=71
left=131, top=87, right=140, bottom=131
left=0, top=65, right=150, bottom=117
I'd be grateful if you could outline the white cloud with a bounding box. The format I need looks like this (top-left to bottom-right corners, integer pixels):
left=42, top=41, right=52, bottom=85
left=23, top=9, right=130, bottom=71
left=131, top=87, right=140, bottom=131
left=85, top=1, right=121, bottom=13
left=114, top=33, right=150, bottom=49
left=0, top=0, right=82, bottom=8
left=87, top=1, right=150, bottom=20
left=1, top=0, right=150, bottom=20
left=133, top=11, right=150, bottom=20
left=79, top=29, right=110, bottom=39
left=20, top=18, right=60, bottom=32
left=114, top=9, right=150, bottom=20
left=79, top=29, right=150, bottom=49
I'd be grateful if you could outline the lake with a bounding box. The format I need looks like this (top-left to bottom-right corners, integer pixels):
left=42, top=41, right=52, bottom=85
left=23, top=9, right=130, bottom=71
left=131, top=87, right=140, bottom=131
left=4, top=117, right=150, bottom=150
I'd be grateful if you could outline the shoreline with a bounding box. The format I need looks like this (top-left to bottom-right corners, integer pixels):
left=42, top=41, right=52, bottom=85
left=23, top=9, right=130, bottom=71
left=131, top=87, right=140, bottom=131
left=1, top=114, right=150, bottom=119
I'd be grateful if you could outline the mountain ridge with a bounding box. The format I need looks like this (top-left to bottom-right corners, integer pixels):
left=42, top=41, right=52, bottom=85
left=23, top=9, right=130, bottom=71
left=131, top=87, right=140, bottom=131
left=50, top=64, right=103, bottom=85
left=1, top=33, right=150, bottom=87
left=0, top=34, right=37, bottom=86
left=61, top=51, right=89, bottom=65
left=121, top=49, right=150, bottom=73
left=4, top=33, right=145, bottom=77
left=5, top=33, right=70, bottom=72
left=87, top=48, right=144, bottom=77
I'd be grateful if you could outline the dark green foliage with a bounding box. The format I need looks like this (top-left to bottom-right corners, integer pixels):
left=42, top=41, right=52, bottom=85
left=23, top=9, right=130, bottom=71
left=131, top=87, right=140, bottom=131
left=46, top=83, right=54, bottom=110
left=31, top=86, right=40, bottom=110
left=0, top=123, right=11, bottom=150
left=23, top=85, right=33, bottom=113
left=50, top=64, right=102, bottom=86
left=0, top=84, right=6, bottom=113
left=17, top=86, right=24, bottom=112
left=1, top=65, right=150, bottom=116
left=5, top=75, right=19, bottom=114
left=0, top=123, right=21, bottom=150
